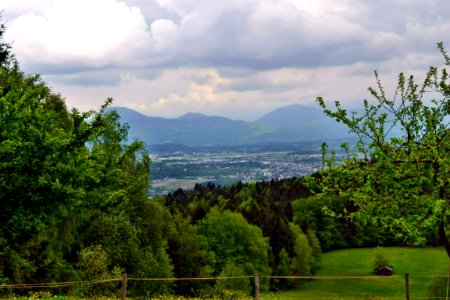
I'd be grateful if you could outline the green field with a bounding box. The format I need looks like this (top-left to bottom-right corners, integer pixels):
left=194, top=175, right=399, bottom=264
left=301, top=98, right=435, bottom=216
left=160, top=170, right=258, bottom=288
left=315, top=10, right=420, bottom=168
left=273, top=247, right=448, bottom=300
left=3, top=248, right=447, bottom=300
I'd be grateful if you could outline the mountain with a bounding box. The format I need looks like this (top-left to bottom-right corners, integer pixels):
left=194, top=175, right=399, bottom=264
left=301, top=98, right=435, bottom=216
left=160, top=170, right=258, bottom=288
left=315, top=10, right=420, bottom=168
left=114, top=107, right=276, bottom=147
left=256, top=104, right=352, bottom=140
left=257, top=104, right=323, bottom=128
left=113, top=105, right=354, bottom=148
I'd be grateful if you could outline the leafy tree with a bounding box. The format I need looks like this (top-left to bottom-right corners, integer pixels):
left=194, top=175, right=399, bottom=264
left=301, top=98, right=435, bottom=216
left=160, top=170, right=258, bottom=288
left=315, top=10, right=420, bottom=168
left=289, top=223, right=313, bottom=278
left=306, top=229, right=322, bottom=271
left=273, top=248, right=292, bottom=290
left=0, top=44, right=173, bottom=297
left=168, top=212, right=215, bottom=295
left=292, top=195, right=351, bottom=250
left=214, top=260, right=251, bottom=296
left=316, top=43, right=450, bottom=253
left=71, top=245, right=123, bottom=297
left=0, top=15, right=10, bottom=65
left=0, top=61, right=90, bottom=282
left=197, top=208, right=271, bottom=290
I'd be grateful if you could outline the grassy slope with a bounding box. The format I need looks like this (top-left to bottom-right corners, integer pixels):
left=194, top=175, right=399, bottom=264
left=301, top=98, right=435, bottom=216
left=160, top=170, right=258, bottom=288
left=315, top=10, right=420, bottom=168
left=273, top=247, right=448, bottom=299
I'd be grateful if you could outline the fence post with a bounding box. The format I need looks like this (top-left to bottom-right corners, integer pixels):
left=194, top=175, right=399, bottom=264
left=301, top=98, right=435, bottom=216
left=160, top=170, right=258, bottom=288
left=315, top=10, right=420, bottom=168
left=405, top=272, right=410, bottom=300
left=255, top=273, right=260, bottom=300
left=121, top=272, right=128, bottom=300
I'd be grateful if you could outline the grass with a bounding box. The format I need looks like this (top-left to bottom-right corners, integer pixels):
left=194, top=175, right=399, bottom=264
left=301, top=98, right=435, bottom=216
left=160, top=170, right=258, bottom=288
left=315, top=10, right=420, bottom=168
left=2, top=248, right=447, bottom=299
left=274, top=247, right=448, bottom=300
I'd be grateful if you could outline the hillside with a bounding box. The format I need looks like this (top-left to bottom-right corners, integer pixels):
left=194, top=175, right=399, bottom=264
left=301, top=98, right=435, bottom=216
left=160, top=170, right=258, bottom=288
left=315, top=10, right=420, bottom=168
left=114, top=104, right=354, bottom=147
left=256, top=104, right=353, bottom=140
left=276, top=247, right=448, bottom=299
left=114, top=107, right=276, bottom=146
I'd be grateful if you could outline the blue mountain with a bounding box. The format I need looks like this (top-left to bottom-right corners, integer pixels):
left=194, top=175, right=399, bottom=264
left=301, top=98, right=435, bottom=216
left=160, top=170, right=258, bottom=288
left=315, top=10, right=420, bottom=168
left=113, top=104, right=354, bottom=147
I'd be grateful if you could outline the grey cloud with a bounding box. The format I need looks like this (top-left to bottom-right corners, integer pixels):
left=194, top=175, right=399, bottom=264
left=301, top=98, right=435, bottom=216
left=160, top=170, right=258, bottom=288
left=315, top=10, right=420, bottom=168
left=138, top=0, right=450, bottom=71
left=44, top=69, right=123, bottom=87
left=5, top=0, right=450, bottom=121
left=7, top=0, right=450, bottom=75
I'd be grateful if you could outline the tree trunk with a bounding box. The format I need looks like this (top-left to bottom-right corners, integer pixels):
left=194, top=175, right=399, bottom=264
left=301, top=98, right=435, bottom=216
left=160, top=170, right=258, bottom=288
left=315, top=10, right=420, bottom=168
left=439, top=223, right=450, bottom=258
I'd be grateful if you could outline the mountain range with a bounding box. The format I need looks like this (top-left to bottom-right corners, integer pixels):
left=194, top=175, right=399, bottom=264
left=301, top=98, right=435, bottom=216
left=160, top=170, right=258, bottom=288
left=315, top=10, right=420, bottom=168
left=114, top=104, right=354, bottom=148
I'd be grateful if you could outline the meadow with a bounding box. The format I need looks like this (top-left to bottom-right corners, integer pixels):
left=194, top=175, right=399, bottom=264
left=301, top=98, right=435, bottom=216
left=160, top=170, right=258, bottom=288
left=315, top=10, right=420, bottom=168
left=274, top=247, right=448, bottom=299
left=2, top=247, right=447, bottom=300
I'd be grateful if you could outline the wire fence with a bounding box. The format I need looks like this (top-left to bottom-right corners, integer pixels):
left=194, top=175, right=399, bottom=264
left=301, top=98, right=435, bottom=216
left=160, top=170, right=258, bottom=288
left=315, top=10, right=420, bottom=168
left=1, top=273, right=449, bottom=299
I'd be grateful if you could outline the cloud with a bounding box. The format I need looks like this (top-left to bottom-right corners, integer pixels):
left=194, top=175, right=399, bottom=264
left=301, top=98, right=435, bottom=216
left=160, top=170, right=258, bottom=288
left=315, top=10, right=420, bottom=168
left=4, top=0, right=414, bottom=73
left=2, top=0, right=450, bottom=120
left=145, top=0, right=373, bottom=69
left=5, top=0, right=150, bottom=73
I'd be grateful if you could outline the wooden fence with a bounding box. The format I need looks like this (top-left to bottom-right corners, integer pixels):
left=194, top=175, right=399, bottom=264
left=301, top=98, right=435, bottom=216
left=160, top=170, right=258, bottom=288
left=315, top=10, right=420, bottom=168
left=1, top=273, right=449, bottom=299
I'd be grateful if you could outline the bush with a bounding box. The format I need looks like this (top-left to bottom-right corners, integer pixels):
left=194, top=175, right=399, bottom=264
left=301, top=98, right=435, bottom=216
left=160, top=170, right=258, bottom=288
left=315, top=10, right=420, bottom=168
left=70, top=245, right=123, bottom=298
left=373, top=247, right=391, bottom=270
left=214, top=261, right=251, bottom=297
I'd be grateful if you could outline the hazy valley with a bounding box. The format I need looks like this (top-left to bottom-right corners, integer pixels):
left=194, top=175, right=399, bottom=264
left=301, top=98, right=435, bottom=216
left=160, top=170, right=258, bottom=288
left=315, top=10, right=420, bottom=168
left=115, top=105, right=354, bottom=195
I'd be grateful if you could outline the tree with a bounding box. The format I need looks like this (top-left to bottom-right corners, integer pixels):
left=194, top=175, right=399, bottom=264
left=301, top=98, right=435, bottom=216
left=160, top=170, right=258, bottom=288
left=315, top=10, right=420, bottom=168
left=0, top=61, right=91, bottom=283
left=273, top=248, right=292, bottom=290
left=289, top=223, right=313, bottom=278
left=197, top=208, right=272, bottom=290
left=316, top=43, right=450, bottom=254
left=0, top=48, right=174, bottom=296
left=168, top=212, right=215, bottom=295
left=214, top=261, right=251, bottom=296
left=0, top=15, right=10, bottom=65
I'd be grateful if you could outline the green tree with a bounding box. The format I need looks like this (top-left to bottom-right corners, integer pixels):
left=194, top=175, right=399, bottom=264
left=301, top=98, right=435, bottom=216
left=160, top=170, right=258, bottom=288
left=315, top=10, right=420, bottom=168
left=71, top=245, right=123, bottom=297
left=197, top=208, right=271, bottom=290
left=0, top=15, right=10, bottom=65
left=0, top=49, right=173, bottom=297
left=273, top=248, right=292, bottom=290
left=316, top=43, right=450, bottom=254
left=168, top=212, right=215, bottom=295
left=214, top=260, right=251, bottom=297
left=292, top=196, right=350, bottom=250
left=0, top=61, right=91, bottom=282
left=306, top=229, right=322, bottom=271
left=289, top=223, right=313, bottom=278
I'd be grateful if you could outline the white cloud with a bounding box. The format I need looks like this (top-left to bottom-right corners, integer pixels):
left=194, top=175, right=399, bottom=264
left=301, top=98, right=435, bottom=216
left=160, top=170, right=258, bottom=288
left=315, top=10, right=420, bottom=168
left=2, top=0, right=450, bottom=120
left=5, top=0, right=149, bottom=72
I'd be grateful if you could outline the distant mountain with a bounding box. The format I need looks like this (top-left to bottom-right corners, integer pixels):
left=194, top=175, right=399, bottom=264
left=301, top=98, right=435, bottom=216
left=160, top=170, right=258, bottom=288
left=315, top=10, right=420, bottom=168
left=113, top=105, right=354, bottom=148
left=256, top=104, right=352, bottom=140
left=257, top=104, right=323, bottom=128
left=114, top=107, right=276, bottom=147
left=178, top=112, right=210, bottom=120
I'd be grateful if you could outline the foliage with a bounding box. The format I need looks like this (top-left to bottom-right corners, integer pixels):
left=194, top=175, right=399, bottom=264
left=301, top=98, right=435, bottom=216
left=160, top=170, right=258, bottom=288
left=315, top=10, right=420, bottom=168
left=316, top=42, right=450, bottom=253
left=0, top=16, right=10, bottom=65
left=197, top=208, right=272, bottom=290
left=306, top=229, right=322, bottom=271
left=0, top=33, right=172, bottom=296
left=273, top=248, right=293, bottom=290
left=289, top=223, right=313, bottom=279
left=168, top=212, right=215, bottom=295
left=372, top=246, right=391, bottom=271
left=70, top=245, right=122, bottom=298
left=3, top=16, right=450, bottom=297
left=214, top=261, right=251, bottom=297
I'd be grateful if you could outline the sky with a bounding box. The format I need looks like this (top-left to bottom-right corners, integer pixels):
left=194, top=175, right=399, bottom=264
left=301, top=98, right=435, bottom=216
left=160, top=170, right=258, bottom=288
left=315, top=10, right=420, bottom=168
left=2, top=0, right=450, bottom=121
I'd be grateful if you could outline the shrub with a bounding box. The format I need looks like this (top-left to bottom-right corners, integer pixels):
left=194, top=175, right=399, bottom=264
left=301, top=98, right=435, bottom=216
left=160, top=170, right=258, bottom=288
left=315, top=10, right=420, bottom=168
left=373, top=247, right=391, bottom=270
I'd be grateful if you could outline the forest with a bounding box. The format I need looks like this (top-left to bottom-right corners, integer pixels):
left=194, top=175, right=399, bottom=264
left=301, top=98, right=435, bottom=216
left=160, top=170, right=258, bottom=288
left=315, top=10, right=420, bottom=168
left=0, top=18, right=449, bottom=299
